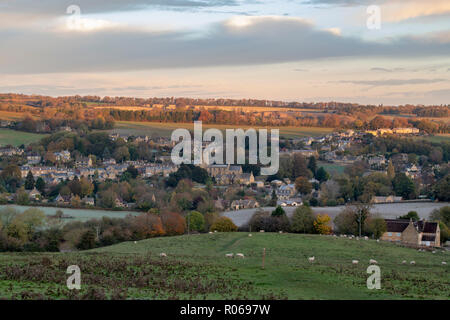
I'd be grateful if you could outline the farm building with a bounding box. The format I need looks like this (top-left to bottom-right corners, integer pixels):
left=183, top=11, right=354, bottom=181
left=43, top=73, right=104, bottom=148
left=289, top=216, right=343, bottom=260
left=381, top=219, right=440, bottom=247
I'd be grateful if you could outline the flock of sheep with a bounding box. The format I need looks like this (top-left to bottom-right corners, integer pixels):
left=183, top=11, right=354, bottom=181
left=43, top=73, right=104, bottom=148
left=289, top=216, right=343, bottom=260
left=133, top=232, right=447, bottom=266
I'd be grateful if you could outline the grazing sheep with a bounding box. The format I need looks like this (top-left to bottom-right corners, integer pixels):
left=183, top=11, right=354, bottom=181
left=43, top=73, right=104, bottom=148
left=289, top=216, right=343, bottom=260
left=402, top=260, right=407, bottom=264
left=248, top=234, right=252, bottom=237
left=369, top=259, right=378, bottom=264
left=376, top=239, right=380, bottom=243
left=432, top=251, right=436, bottom=254
left=214, top=230, right=218, bottom=233
left=225, top=253, right=234, bottom=258
left=134, top=241, right=137, bottom=244
left=159, top=253, right=167, bottom=257
left=279, top=231, right=283, bottom=234
left=209, top=231, right=213, bottom=234
left=410, top=261, right=416, bottom=265
left=442, top=261, right=447, bottom=265
left=236, top=253, right=245, bottom=258
left=352, top=260, right=359, bottom=265
left=356, top=237, right=360, bottom=241
left=308, top=256, right=315, bottom=262
left=260, top=230, right=265, bottom=233
left=364, top=236, right=369, bottom=240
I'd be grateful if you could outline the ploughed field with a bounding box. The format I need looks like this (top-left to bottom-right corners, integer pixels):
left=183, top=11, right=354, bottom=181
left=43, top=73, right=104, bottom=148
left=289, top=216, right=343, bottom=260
left=0, top=233, right=448, bottom=300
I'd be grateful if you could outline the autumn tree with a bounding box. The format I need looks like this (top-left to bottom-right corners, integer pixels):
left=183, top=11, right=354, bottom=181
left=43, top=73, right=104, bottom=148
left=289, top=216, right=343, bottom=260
left=295, top=176, right=312, bottom=195
left=313, top=214, right=332, bottom=235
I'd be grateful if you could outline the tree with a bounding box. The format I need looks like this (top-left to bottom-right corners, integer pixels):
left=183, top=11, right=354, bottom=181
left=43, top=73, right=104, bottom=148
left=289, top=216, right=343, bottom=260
left=35, top=177, right=46, bottom=193
left=398, top=211, right=419, bottom=221
left=315, top=167, right=329, bottom=182
left=77, top=229, right=96, bottom=250
left=295, top=176, right=312, bottom=195
left=210, top=217, right=237, bottom=232
left=387, top=159, right=395, bottom=179
left=365, top=217, right=387, bottom=239
left=271, top=205, right=286, bottom=217
left=393, top=173, right=416, bottom=199
left=25, top=171, right=35, bottom=190
left=293, top=154, right=312, bottom=179
left=291, top=205, right=315, bottom=234
left=79, top=177, right=94, bottom=198
left=313, top=214, right=332, bottom=235
left=334, top=207, right=358, bottom=235
left=186, top=211, right=205, bottom=232
left=307, top=156, right=317, bottom=176
left=269, top=189, right=278, bottom=207
left=113, top=146, right=130, bottom=163
left=125, top=165, right=139, bottom=179
left=161, top=212, right=185, bottom=236
left=433, top=174, right=450, bottom=201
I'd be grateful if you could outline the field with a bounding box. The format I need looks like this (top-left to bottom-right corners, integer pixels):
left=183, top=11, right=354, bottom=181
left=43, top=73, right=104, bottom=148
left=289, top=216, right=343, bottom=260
left=0, top=128, right=48, bottom=147
left=0, top=233, right=448, bottom=300
left=317, top=161, right=345, bottom=175
left=111, top=121, right=334, bottom=139
left=415, top=134, right=450, bottom=143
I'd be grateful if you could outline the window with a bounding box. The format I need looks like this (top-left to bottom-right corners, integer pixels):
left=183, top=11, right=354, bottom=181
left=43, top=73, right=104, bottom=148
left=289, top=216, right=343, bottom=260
left=397, top=233, right=401, bottom=237
left=388, top=232, right=392, bottom=236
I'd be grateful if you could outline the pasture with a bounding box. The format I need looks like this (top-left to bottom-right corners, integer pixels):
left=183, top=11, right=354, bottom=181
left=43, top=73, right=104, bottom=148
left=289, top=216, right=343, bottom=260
left=111, top=121, right=333, bottom=139
left=0, top=128, right=47, bottom=147
left=0, top=233, right=448, bottom=300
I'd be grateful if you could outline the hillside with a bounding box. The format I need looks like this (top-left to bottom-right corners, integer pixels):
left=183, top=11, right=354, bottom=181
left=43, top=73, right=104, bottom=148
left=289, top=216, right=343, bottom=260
left=0, top=233, right=448, bottom=300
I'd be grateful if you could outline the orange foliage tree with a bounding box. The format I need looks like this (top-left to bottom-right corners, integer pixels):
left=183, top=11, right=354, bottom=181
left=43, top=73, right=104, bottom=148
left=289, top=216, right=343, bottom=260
left=313, top=214, right=332, bottom=235
left=161, top=212, right=186, bottom=236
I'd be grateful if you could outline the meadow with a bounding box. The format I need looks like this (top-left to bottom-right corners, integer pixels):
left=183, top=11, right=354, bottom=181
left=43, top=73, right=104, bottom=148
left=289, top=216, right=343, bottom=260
left=0, top=128, right=47, bottom=147
left=111, top=121, right=334, bottom=139
left=0, top=233, right=448, bottom=300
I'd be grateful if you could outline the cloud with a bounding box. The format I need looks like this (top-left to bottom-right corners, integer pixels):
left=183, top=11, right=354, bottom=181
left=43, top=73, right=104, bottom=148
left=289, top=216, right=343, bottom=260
left=337, top=78, right=447, bottom=87
left=0, top=16, right=449, bottom=74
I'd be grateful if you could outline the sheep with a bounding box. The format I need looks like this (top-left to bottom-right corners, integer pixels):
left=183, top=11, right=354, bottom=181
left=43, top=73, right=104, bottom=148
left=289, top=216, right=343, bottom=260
left=159, top=253, right=167, bottom=257
left=225, top=253, right=234, bottom=258
left=134, top=241, right=137, bottom=244
left=376, top=239, right=380, bottom=243
left=248, top=234, right=252, bottom=237
left=401, top=260, right=407, bottom=264
left=364, top=236, right=369, bottom=240
left=352, top=260, right=359, bottom=265
left=308, top=256, right=315, bottom=263
left=209, top=231, right=213, bottom=234
left=236, top=253, right=245, bottom=258
left=279, top=231, right=283, bottom=234
left=369, top=259, right=378, bottom=264
left=410, top=261, right=416, bottom=265
left=432, top=251, right=436, bottom=254
left=442, top=261, right=447, bottom=265
left=260, top=230, right=265, bottom=233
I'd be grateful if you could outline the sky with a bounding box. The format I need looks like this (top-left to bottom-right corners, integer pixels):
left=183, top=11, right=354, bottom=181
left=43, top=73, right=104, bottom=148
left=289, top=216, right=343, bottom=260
left=0, top=0, right=449, bottom=105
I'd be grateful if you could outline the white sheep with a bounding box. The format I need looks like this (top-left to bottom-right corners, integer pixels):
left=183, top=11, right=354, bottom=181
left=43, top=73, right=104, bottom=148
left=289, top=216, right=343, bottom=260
left=308, top=256, right=315, bottom=263
left=134, top=241, right=137, bottom=244
left=236, top=253, right=245, bottom=258
left=279, top=231, right=283, bottom=234
left=260, top=230, right=265, bottom=233
left=352, top=260, right=359, bottom=265
left=442, top=261, right=447, bottom=265
left=159, top=253, right=167, bottom=257
left=225, top=253, right=234, bottom=258
left=432, top=251, right=436, bottom=254
left=364, top=236, right=369, bottom=240
left=209, top=231, right=213, bottom=234
left=410, top=261, right=416, bottom=265
left=401, top=260, right=407, bottom=264
left=369, top=259, right=378, bottom=264
left=376, top=239, right=380, bottom=243
left=248, top=234, right=252, bottom=237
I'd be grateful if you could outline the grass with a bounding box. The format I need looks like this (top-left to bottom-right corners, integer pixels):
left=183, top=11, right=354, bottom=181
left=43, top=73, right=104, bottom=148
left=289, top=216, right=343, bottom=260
left=0, top=128, right=48, bottom=147
left=0, top=233, right=448, bottom=300
left=111, top=121, right=333, bottom=139
left=317, top=161, right=345, bottom=176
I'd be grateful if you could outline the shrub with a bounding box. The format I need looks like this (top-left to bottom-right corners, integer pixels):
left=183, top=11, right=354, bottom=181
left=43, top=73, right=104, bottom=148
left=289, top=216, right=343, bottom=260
left=249, top=210, right=290, bottom=232
left=77, top=229, right=96, bottom=250
left=210, top=217, right=238, bottom=232
left=365, top=217, right=387, bottom=239
left=271, top=206, right=286, bottom=217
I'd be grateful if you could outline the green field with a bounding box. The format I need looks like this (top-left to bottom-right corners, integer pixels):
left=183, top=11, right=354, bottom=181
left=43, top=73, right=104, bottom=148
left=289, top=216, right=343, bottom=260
left=417, top=134, right=450, bottom=143
left=0, top=233, right=448, bottom=300
left=317, top=161, right=345, bottom=176
left=0, top=128, right=48, bottom=147
left=111, top=121, right=333, bottom=139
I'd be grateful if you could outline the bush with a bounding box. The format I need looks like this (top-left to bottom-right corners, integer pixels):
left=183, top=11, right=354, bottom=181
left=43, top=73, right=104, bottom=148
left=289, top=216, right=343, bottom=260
left=77, top=229, right=96, bottom=250
left=248, top=210, right=290, bottom=232
left=309, top=198, right=319, bottom=207
left=271, top=206, right=286, bottom=217
left=210, top=217, right=238, bottom=232
left=313, top=214, right=332, bottom=234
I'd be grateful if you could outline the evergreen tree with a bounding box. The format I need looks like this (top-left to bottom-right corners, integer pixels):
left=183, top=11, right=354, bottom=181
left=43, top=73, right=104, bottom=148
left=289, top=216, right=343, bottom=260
left=307, top=156, right=317, bottom=176
left=35, top=177, right=46, bottom=193
left=25, top=171, right=35, bottom=190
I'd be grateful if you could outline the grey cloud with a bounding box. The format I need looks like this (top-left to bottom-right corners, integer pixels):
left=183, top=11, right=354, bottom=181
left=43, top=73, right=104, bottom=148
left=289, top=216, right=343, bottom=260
left=0, top=0, right=238, bottom=15
left=337, top=78, right=447, bottom=87
left=1, top=17, right=450, bottom=74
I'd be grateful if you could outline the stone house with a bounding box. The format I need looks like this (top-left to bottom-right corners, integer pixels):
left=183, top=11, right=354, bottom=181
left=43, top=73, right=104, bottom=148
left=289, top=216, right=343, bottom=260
left=381, top=219, right=440, bottom=247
